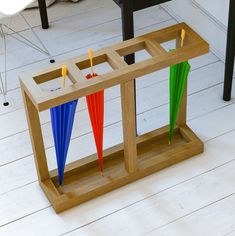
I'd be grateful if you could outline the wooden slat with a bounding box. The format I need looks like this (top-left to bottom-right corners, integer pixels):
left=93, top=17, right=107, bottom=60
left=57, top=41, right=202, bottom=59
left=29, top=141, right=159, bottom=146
left=106, top=51, right=128, bottom=70
left=66, top=63, right=86, bottom=83
left=19, top=73, right=44, bottom=110
left=145, top=40, right=167, bottom=56
left=180, top=125, right=203, bottom=144
left=107, top=50, right=137, bottom=173
left=121, top=80, right=137, bottom=173
left=21, top=86, right=50, bottom=182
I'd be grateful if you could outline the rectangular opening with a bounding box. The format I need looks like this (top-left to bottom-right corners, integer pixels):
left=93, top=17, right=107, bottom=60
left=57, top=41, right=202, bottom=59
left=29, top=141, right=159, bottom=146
left=116, top=41, right=152, bottom=63
left=33, top=67, right=76, bottom=93
left=156, top=28, right=193, bottom=51
left=38, top=75, right=73, bottom=92
left=76, top=53, right=114, bottom=77
left=160, top=38, right=178, bottom=51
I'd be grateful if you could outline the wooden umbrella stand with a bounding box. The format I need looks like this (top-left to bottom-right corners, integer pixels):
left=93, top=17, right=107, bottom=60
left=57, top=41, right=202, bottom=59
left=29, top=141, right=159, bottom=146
left=20, top=23, right=209, bottom=213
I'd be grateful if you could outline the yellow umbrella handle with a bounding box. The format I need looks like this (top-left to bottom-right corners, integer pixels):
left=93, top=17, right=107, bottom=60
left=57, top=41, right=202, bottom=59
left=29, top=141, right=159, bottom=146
left=88, top=48, right=94, bottom=75
left=61, top=65, right=67, bottom=88
left=181, top=29, right=186, bottom=48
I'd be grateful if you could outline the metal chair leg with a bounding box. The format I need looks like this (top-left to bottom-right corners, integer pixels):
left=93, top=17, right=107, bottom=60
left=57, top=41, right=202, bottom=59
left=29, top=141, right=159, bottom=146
left=20, top=13, right=55, bottom=63
left=0, top=13, right=55, bottom=106
left=0, top=24, right=9, bottom=106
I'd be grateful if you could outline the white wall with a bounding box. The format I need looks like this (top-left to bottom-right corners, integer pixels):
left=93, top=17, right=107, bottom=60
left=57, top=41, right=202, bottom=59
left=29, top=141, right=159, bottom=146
left=162, top=0, right=229, bottom=62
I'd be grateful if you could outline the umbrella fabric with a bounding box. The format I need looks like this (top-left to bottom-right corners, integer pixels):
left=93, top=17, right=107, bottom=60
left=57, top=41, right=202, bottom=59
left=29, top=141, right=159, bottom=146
left=50, top=99, right=78, bottom=185
left=86, top=73, right=104, bottom=172
left=169, top=61, right=190, bottom=142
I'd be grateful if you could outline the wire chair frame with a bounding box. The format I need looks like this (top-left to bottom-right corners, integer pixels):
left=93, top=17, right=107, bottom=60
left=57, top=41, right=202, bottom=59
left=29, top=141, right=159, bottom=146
left=0, top=12, right=53, bottom=105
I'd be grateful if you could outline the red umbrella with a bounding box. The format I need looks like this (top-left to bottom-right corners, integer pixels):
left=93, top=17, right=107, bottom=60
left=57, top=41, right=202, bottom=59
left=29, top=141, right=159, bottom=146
left=86, top=49, right=104, bottom=173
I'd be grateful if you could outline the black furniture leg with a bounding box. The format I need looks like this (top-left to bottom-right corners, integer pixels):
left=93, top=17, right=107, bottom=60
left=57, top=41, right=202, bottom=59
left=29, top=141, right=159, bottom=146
left=120, top=1, right=137, bottom=134
left=223, top=0, right=235, bottom=101
left=120, top=1, right=135, bottom=64
left=38, top=0, right=49, bottom=29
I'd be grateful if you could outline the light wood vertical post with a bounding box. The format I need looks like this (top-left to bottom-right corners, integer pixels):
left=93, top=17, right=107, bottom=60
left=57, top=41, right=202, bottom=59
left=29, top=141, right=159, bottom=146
left=121, top=80, right=137, bottom=173
left=107, top=51, right=137, bottom=173
left=21, top=86, right=50, bottom=181
left=176, top=36, right=187, bottom=126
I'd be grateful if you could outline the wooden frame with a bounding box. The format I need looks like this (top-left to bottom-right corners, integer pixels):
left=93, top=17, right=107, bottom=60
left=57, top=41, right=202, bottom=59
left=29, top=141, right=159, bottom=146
left=20, top=23, right=209, bottom=213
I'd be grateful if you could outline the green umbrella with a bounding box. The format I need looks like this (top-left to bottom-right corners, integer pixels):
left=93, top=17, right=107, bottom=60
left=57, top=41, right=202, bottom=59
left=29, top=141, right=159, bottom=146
left=169, top=60, right=190, bottom=143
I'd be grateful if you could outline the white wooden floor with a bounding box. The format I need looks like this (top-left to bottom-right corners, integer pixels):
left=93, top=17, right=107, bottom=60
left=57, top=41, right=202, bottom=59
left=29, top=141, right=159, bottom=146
left=0, top=0, right=235, bottom=235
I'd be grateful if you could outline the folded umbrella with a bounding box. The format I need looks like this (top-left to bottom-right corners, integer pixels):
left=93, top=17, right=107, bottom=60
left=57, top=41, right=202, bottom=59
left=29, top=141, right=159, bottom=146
left=169, top=29, right=190, bottom=143
left=86, top=49, right=104, bottom=173
left=50, top=65, right=78, bottom=185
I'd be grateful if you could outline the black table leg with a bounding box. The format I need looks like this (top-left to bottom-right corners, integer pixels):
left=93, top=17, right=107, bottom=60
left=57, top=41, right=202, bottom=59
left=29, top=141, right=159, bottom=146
left=223, top=0, right=235, bottom=101
left=120, top=1, right=137, bottom=134
left=38, top=0, right=49, bottom=29
left=120, top=1, right=135, bottom=64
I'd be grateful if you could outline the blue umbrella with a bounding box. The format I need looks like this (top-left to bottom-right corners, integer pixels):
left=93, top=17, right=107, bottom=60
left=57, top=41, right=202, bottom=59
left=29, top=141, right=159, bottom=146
left=50, top=65, right=78, bottom=185
left=50, top=99, right=78, bottom=185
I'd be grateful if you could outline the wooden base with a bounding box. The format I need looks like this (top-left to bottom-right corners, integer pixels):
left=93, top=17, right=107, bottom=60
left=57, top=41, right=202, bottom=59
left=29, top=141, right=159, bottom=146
left=40, top=125, right=203, bottom=213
